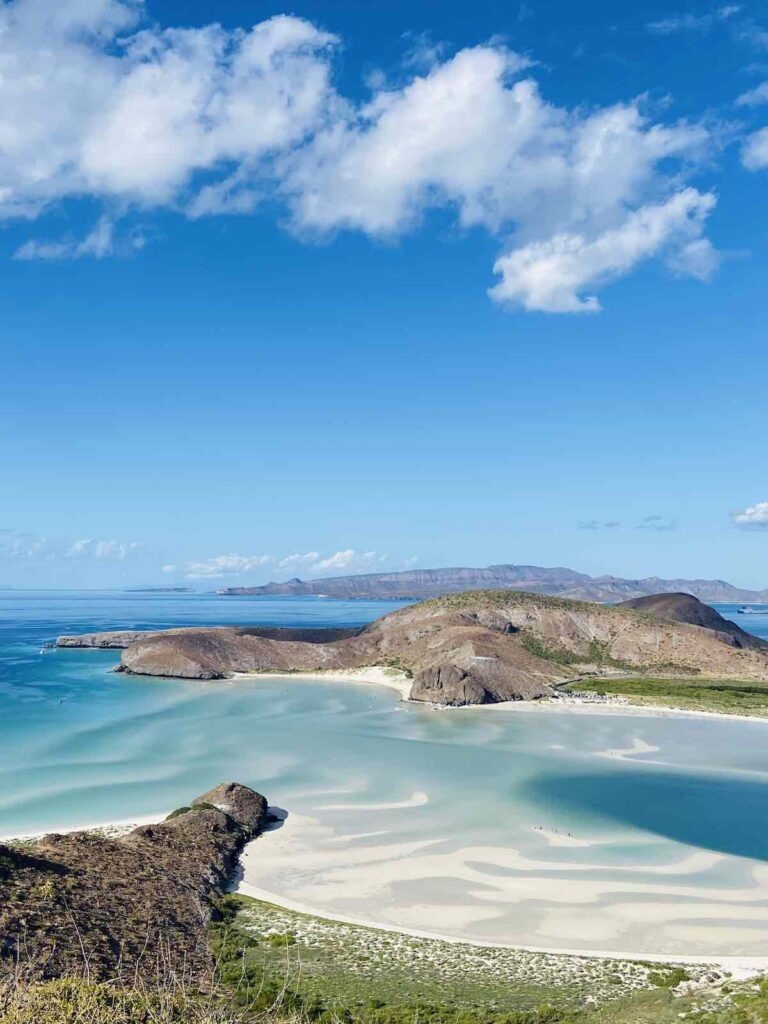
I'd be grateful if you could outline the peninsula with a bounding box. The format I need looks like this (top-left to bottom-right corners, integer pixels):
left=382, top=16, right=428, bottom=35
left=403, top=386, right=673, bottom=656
left=58, top=590, right=768, bottom=706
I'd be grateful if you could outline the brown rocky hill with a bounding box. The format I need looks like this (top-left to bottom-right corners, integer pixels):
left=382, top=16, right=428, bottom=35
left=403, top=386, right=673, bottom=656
left=0, top=783, right=267, bottom=984
left=58, top=591, right=768, bottom=706
left=617, top=592, right=768, bottom=651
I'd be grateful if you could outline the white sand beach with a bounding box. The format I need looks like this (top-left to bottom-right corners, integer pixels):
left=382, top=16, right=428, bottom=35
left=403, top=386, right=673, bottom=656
left=237, top=666, right=768, bottom=726
left=238, top=810, right=768, bottom=970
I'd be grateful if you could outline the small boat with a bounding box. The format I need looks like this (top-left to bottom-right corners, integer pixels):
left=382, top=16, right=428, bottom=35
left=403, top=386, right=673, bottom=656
left=738, top=606, right=768, bottom=615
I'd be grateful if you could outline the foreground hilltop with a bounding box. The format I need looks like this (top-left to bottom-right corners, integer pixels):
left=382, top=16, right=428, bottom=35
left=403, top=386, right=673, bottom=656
left=218, top=563, right=768, bottom=603
left=0, top=783, right=267, bottom=983
left=59, top=590, right=768, bottom=706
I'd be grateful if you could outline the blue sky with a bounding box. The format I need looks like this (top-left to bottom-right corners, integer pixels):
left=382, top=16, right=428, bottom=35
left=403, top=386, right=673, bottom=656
left=1, top=0, right=768, bottom=589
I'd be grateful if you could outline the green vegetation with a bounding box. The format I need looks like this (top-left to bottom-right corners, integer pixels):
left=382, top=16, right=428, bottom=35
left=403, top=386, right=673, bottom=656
left=206, top=898, right=768, bottom=1024
left=520, top=635, right=635, bottom=672
left=166, top=806, right=192, bottom=820
left=384, top=657, right=412, bottom=676
left=647, top=967, right=690, bottom=988
left=564, top=677, right=768, bottom=717
left=166, top=802, right=219, bottom=821
left=210, top=896, right=662, bottom=1020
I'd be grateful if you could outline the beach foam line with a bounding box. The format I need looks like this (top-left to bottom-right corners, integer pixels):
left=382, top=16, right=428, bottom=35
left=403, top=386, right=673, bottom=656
left=0, top=812, right=165, bottom=843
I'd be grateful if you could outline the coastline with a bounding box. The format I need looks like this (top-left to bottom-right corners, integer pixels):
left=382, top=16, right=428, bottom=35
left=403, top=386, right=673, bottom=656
left=234, top=878, right=768, bottom=977
left=235, top=665, right=768, bottom=725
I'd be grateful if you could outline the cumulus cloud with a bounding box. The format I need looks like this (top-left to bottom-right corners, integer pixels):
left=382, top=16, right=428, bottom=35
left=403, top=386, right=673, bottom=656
left=0, top=0, right=720, bottom=310
left=0, top=2, right=338, bottom=219
left=170, top=549, right=386, bottom=579
left=732, top=501, right=768, bottom=528
left=578, top=520, right=620, bottom=530
left=742, top=127, right=768, bottom=169
left=490, top=189, right=716, bottom=312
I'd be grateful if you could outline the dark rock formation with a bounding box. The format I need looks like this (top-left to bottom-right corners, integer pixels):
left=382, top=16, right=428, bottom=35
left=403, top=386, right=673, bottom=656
left=0, top=783, right=267, bottom=984
left=617, top=593, right=768, bottom=651
left=57, top=591, right=768, bottom=706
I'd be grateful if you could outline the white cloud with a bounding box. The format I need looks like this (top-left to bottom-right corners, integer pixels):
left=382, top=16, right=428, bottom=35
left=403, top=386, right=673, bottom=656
left=173, top=549, right=386, bottom=579
left=733, top=501, right=768, bottom=528
left=665, top=235, right=720, bottom=280
left=736, top=81, right=768, bottom=106
left=647, top=7, right=741, bottom=34
left=14, top=216, right=116, bottom=260
left=66, top=538, right=142, bottom=559
left=0, top=530, right=141, bottom=560
left=178, top=554, right=277, bottom=578
left=0, top=2, right=338, bottom=218
left=0, top=0, right=719, bottom=310
left=742, top=127, right=768, bottom=169
left=489, top=189, right=716, bottom=313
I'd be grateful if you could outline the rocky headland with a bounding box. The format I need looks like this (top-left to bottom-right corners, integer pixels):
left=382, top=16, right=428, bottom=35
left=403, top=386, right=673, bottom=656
left=0, top=782, right=268, bottom=984
left=57, top=590, right=768, bottom=706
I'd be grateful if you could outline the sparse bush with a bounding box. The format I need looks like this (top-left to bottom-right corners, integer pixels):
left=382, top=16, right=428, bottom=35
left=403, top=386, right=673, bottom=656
left=165, top=806, right=192, bottom=820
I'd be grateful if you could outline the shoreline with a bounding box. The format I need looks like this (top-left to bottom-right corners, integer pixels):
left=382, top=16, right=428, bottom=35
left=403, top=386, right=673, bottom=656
left=235, top=666, right=768, bottom=726
left=234, top=878, right=768, bottom=976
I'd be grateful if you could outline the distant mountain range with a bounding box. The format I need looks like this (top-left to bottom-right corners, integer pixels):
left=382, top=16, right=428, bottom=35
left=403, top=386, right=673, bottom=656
left=217, top=564, right=768, bottom=604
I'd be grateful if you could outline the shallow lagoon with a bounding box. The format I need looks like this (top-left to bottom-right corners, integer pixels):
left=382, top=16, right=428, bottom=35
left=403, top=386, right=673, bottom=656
left=4, top=591, right=768, bottom=958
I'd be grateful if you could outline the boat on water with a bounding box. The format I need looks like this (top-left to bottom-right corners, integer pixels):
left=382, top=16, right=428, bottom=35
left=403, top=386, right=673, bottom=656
left=738, top=606, right=768, bottom=614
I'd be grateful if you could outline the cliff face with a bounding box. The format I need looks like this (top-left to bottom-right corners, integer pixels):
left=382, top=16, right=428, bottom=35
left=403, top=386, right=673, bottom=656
left=58, top=591, right=768, bottom=706
left=0, top=783, right=268, bottom=984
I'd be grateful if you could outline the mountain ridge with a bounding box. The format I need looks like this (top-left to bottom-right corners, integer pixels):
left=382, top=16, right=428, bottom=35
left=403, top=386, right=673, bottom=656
left=217, top=564, right=768, bottom=604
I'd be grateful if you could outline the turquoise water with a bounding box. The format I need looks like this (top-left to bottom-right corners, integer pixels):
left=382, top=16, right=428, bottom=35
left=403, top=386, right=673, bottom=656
left=4, top=591, right=768, bottom=957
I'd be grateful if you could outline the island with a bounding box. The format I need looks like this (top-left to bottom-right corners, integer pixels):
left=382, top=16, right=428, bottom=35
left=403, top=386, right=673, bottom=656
left=58, top=589, right=768, bottom=706
left=216, top=563, right=768, bottom=603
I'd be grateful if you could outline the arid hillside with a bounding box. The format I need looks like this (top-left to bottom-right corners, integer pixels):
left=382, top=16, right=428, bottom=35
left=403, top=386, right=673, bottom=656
left=58, top=591, right=768, bottom=706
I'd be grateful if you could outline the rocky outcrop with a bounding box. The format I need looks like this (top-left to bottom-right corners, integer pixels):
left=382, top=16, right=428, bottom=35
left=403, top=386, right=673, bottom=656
left=617, top=593, right=768, bottom=651
left=57, top=630, right=146, bottom=648
left=57, top=591, right=768, bottom=706
left=0, top=783, right=268, bottom=984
